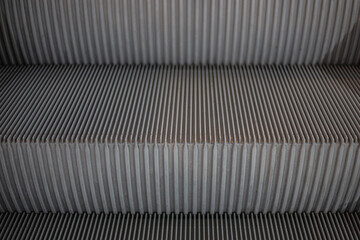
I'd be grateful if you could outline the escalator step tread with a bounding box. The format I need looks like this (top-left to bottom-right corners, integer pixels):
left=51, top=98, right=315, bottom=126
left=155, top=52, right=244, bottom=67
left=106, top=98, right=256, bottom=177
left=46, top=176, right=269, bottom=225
left=0, top=212, right=359, bottom=240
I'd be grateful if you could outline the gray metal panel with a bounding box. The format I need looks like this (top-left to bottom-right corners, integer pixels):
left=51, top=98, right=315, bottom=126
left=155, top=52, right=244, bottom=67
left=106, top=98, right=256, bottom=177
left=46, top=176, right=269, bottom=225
left=1, top=142, right=360, bottom=214
left=1, top=212, right=360, bottom=239
left=0, top=0, right=360, bottom=65
left=0, top=65, right=360, bottom=213
left=1, top=65, right=360, bottom=144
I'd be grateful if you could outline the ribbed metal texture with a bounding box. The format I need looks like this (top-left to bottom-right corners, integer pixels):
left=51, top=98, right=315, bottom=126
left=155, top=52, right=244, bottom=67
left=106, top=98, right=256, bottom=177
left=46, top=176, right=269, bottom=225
left=1, top=65, right=360, bottom=213
left=1, top=0, right=360, bottom=65
left=1, top=212, right=359, bottom=239
left=1, top=64, right=360, bottom=143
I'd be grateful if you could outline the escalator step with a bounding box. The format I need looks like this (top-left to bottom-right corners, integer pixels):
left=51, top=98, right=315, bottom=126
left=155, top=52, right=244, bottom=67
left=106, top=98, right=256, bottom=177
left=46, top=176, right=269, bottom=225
left=1, top=64, right=360, bottom=213
left=1, top=0, right=360, bottom=65
left=0, top=212, right=359, bottom=240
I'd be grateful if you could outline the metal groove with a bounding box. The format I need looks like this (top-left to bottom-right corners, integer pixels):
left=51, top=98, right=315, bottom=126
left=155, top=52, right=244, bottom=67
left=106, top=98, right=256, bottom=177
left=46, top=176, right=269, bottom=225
left=0, top=0, right=360, bottom=65
left=0, top=212, right=359, bottom=240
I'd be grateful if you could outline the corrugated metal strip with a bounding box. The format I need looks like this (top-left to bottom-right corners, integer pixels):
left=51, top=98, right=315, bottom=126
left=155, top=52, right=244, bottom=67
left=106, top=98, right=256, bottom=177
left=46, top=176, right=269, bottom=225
left=1, top=142, right=359, bottom=213
left=1, top=65, right=360, bottom=144
left=0, top=0, right=360, bottom=65
left=0, top=212, right=359, bottom=239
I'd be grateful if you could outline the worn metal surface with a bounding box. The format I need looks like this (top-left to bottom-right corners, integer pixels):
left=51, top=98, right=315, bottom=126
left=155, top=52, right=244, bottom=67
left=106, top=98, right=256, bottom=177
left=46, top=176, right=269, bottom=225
left=1, top=0, right=360, bottom=65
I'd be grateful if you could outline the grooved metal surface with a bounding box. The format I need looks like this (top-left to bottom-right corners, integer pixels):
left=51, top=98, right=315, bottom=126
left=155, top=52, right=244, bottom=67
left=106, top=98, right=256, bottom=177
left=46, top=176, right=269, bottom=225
left=0, top=212, right=359, bottom=240
left=1, top=0, right=360, bottom=65
left=1, top=65, right=360, bottom=144
left=1, top=65, right=360, bottom=214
